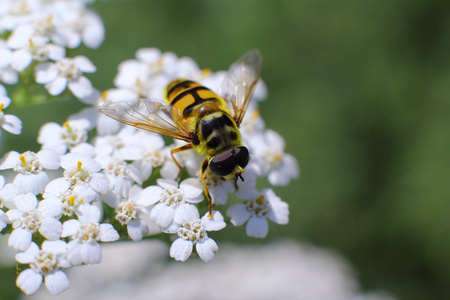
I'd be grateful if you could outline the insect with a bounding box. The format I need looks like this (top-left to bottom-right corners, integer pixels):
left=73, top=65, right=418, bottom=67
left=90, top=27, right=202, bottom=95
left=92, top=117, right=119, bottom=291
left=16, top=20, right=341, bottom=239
left=100, top=50, right=263, bottom=215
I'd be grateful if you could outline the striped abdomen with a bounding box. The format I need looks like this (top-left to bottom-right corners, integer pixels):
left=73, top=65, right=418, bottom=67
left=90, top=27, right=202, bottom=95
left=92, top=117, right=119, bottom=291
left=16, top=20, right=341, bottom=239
left=165, top=79, right=243, bottom=157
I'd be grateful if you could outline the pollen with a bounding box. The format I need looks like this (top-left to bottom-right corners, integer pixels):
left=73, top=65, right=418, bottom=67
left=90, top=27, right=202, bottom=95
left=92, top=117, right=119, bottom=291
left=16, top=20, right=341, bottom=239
left=77, top=161, right=82, bottom=171
left=101, top=90, right=108, bottom=100
left=19, top=154, right=26, bottom=166
left=0, top=103, right=4, bottom=112
left=257, top=194, right=265, bottom=204
left=202, top=68, right=212, bottom=77
left=275, top=154, right=282, bottom=161
left=69, top=195, right=76, bottom=206
left=252, top=109, right=260, bottom=118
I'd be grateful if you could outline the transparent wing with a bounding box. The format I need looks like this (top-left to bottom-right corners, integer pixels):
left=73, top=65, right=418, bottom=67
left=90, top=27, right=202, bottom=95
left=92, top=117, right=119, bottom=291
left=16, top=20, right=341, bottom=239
left=220, top=50, right=263, bottom=126
left=99, top=99, right=192, bottom=142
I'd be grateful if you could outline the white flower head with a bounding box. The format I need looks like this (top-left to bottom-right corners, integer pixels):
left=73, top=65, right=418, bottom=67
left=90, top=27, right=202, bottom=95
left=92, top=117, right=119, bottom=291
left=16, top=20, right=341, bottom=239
left=62, top=204, right=119, bottom=265
left=57, top=153, right=109, bottom=199
left=43, top=181, right=97, bottom=218
left=15, top=240, right=71, bottom=296
left=170, top=205, right=226, bottom=262
left=227, top=188, right=289, bottom=238
left=7, top=193, right=63, bottom=251
left=114, top=185, right=155, bottom=241
left=147, top=178, right=204, bottom=230
left=0, top=149, right=59, bottom=195
left=248, top=129, right=299, bottom=186
left=38, top=120, right=90, bottom=155
left=94, top=125, right=152, bottom=162
left=35, top=55, right=96, bottom=99
left=100, top=157, right=144, bottom=206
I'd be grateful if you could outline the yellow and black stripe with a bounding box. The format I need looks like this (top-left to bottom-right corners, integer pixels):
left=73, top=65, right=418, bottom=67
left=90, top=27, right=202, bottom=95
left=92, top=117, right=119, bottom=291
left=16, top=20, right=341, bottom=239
left=165, top=79, right=243, bottom=157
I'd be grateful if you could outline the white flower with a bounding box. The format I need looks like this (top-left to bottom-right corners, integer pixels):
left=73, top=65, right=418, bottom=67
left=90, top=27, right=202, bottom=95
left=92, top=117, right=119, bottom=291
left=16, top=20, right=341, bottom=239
left=38, top=120, right=90, bottom=155
left=8, top=35, right=65, bottom=71
left=55, top=152, right=109, bottom=200
left=128, top=132, right=166, bottom=180
left=248, top=129, right=299, bottom=186
left=0, top=149, right=59, bottom=195
left=43, top=182, right=97, bottom=217
left=100, top=157, right=143, bottom=204
left=227, top=188, right=289, bottom=238
left=15, top=240, right=71, bottom=296
left=147, top=178, right=204, bottom=230
left=113, top=185, right=155, bottom=241
left=7, top=193, right=63, bottom=251
left=35, top=55, right=96, bottom=98
left=94, top=126, right=151, bottom=162
left=169, top=205, right=226, bottom=262
left=0, top=95, right=22, bottom=135
left=61, top=204, right=119, bottom=265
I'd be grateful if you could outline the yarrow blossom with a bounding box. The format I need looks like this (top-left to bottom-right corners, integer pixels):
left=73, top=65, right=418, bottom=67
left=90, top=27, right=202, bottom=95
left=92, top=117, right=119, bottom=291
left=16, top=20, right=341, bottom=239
left=15, top=241, right=71, bottom=295
left=0, top=2, right=298, bottom=295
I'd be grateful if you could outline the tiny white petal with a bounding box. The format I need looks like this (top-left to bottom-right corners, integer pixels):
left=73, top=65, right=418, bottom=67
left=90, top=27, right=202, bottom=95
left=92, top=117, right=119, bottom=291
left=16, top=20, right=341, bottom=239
left=227, top=203, right=251, bottom=226
left=35, top=63, right=58, bottom=84
left=39, top=218, right=62, bottom=240
left=11, top=50, right=32, bottom=71
left=61, top=219, right=80, bottom=237
left=180, top=178, right=203, bottom=199
left=42, top=240, right=68, bottom=255
left=77, top=204, right=100, bottom=223
left=81, top=242, right=101, bottom=264
left=44, top=270, right=69, bottom=295
left=127, top=219, right=148, bottom=241
left=246, top=216, right=269, bottom=238
left=46, top=76, right=68, bottom=96
left=202, top=211, right=226, bottom=231
left=99, top=224, right=119, bottom=242
left=15, top=242, right=40, bottom=264
left=89, top=173, right=109, bottom=194
left=16, top=269, right=43, bottom=296
left=2, top=114, right=22, bottom=134
left=170, top=238, right=193, bottom=262
left=174, top=203, right=199, bottom=224
left=14, top=193, right=37, bottom=212
left=74, top=56, right=96, bottom=73
left=68, top=76, right=93, bottom=99
left=137, top=185, right=162, bottom=206
left=37, top=150, right=60, bottom=169
left=150, top=204, right=174, bottom=228
left=8, top=228, right=32, bottom=251
left=45, top=178, right=70, bottom=195
left=196, top=238, right=219, bottom=262
left=0, top=151, right=20, bottom=169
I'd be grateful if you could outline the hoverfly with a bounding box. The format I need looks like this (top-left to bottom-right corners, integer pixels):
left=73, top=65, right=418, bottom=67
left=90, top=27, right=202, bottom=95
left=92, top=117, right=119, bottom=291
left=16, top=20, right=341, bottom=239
left=100, top=50, right=263, bottom=215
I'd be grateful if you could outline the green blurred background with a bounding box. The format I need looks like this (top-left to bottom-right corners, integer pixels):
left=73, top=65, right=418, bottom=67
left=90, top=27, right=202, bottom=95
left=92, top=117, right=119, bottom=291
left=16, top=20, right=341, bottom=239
left=2, top=0, right=450, bottom=299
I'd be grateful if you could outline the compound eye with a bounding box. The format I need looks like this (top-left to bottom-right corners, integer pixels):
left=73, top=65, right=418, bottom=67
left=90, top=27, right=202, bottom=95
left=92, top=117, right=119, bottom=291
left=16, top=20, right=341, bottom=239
left=209, top=147, right=249, bottom=177
left=234, top=146, right=249, bottom=169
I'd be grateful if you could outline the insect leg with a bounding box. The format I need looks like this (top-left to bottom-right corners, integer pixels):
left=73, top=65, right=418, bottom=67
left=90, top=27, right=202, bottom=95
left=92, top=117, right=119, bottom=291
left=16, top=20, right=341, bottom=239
left=170, top=143, right=194, bottom=179
left=200, top=158, right=213, bottom=217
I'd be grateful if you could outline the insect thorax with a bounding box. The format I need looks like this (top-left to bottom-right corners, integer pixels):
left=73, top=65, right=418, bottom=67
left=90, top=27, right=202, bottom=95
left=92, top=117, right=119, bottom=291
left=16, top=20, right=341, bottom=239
left=195, top=111, right=242, bottom=157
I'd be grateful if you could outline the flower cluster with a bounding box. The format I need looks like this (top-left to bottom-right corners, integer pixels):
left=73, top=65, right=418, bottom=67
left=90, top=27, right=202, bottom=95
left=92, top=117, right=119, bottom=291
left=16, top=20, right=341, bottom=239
left=0, top=0, right=104, bottom=137
left=0, top=0, right=299, bottom=296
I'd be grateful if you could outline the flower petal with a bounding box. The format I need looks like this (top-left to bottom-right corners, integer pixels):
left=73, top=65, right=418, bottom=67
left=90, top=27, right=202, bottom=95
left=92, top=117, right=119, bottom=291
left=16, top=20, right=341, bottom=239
left=98, top=223, right=119, bottom=242
left=227, top=203, right=251, bottom=226
left=170, top=238, right=193, bottom=262
left=196, top=238, right=218, bottom=262
left=9, top=228, right=32, bottom=251
left=16, top=269, right=43, bottom=295
left=246, top=216, right=269, bottom=238
left=44, top=270, right=70, bottom=295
